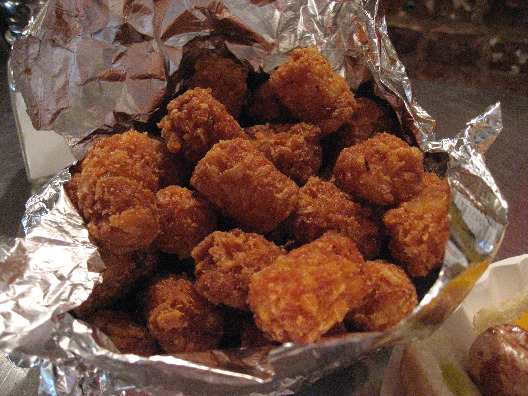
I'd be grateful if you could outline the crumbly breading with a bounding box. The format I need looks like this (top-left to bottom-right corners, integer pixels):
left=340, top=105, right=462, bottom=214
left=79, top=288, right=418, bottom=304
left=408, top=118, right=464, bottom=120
left=248, top=232, right=369, bottom=343
left=155, top=186, right=217, bottom=259
left=74, top=248, right=158, bottom=318
left=192, top=229, right=285, bottom=310
left=289, top=176, right=383, bottom=259
left=383, top=172, right=451, bottom=277
left=191, top=138, right=299, bottom=234
left=269, top=46, right=356, bottom=136
left=158, top=87, right=248, bottom=163
left=245, top=80, right=293, bottom=125
left=145, top=273, right=224, bottom=353
left=188, top=53, right=248, bottom=119
left=333, top=132, right=425, bottom=206
left=73, top=130, right=162, bottom=252
left=86, top=309, right=158, bottom=357
left=345, top=259, right=418, bottom=331
left=247, top=123, right=323, bottom=185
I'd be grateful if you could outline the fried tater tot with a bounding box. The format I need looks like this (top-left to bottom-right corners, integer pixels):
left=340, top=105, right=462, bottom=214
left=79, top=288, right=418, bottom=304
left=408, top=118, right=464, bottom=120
left=158, top=87, right=248, bottom=163
left=333, top=132, right=425, bottom=206
left=74, top=130, right=162, bottom=252
left=86, top=309, right=158, bottom=357
left=155, top=186, right=217, bottom=259
left=345, top=259, right=418, bottom=332
left=383, top=172, right=450, bottom=277
left=248, top=232, right=369, bottom=344
left=188, top=53, right=248, bottom=119
left=245, top=79, right=293, bottom=125
left=145, top=273, right=224, bottom=353
left=192, top=229, right=285, bottom=310
left=289, top=176, right=383, bottom=259
left=269, top=46, right=356, bottom=136
left=74, top=248, right=158, bottom=318
left=246, top=123, right=323, bottom=185
left=191, top=138, right=299, bottom=234
left=322, top=97, right=398, bottom=166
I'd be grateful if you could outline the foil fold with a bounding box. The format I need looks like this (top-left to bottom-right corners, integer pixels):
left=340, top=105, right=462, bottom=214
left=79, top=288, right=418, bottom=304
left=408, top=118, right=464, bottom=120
left=2, top=0, right=508, bottom=394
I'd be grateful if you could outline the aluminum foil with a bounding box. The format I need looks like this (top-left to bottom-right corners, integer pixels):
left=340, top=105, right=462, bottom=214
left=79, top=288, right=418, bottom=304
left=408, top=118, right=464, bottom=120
left=2, top=0, right=508, bottom=394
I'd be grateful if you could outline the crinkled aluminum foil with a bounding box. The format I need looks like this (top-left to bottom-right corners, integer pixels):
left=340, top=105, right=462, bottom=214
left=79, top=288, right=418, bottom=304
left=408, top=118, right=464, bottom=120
left=2, top=0, right=508, bottom=394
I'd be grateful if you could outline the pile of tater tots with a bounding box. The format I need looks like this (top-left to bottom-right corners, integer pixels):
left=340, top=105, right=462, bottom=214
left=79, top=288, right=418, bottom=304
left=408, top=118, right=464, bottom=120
left=65, top=46, right=450, bottom=356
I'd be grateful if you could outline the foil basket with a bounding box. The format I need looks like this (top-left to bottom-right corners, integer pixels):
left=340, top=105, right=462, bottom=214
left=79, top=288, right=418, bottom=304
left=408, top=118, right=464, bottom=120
left=1, top=0, right=508, bottom=394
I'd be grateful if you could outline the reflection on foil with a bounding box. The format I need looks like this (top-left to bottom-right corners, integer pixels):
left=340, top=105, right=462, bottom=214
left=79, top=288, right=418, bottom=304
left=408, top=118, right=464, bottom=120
left=1, top=0, right=508, bottom=394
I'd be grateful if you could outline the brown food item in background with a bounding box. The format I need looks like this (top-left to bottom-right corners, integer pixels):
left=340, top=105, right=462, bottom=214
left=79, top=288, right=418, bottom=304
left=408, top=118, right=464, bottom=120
left=86, top=309, right=158, bottom=357
left=145, top=273, right=224, bottom=353
left=155, top=186, right=217, bottom=259
left=188, top=53, right=248, bottom=119
left=245, top=79, right=293, bottom=125
left=248, top=232, right=369, bottom=343
left=345, top=259, right=418, bottom=332
left=192, top=229, right=285, bottom=310
left=334, top=97, right=398, bottom=147
left=469, top=324, right=528, bottom=396
left=191, top=138, right=299, bottom=234
left=74, top=248, right=158, bottom=318
left=71, top=130, right=162, bottom=253
left=383, top=172, right=450, bottom=277
left=269, top=45, right=357, bottom=136
left=333, top=132, right=425, bottom=206
left=322, top=96, right=398, bottom=167
left=158, top=87, right=248, bottom=163
left=246, top=123, right=323, bottom=185
left=288, top=176, right=383, bottom=259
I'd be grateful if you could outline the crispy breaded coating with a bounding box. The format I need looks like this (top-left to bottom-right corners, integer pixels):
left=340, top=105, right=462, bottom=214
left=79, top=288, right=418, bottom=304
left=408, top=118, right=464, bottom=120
left=269, top=46, right=356, bottom=136
left=145, top=273, right=224, bottom=353
left=245, top=80, right=294, bottom=125
left=383, top=173, right=450, bottom=277
left=87, top=309, right=158, bottom=357
left=158, top=87, right=248, bottom=163
left=335, top=97, right=397, bottom=147
left=155, top=186, right=217, bottom=259
left=191, top=138, right=299, bottom=234
left=192, top=229, right=285, bottom=310
left=246, top=123, right=323, bottom=185
left=345, top=259, right=418, bottom=332
left=333, top=132, right=425, bottom=206
left=74, top=248, right=158, bottom=318
left=248, top=232, right=369, bottom=343
left=188, top=53, right=248, bottom=119
left=74, top=130, right=162, bottom=252
left=289, top=176, right=383, bottom=259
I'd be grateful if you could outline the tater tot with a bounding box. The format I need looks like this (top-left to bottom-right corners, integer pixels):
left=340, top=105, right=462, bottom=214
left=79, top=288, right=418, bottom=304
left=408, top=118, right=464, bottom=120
left=269, top=45, right=356, bottom=136
left=74, top=248, right=158, bottom=318
left=155, top=186, right=217, bottom=259
left=145, top=274, right=224, bottom=353
left=289, top=176, right=383, bottom=259
left=191, top=138, right=299, bottom=234
left=188, top=53, right=248, bottom=119
left=383, top=172, right=450, bottom=277
left=73, top=130, right=162, bottom=252
left=245, top=79, right=293, bottom=125
left=246, top=123, right=323, bottom=185
left=192, top=229, right=285, bottom=310
left=333, top=132, right=425, bottom=206
left=158, top=87, right=248, bottom=163
left=345, top=259, right=418, bottom=332
left=86, top=309, right=158, bottom=357
left=248, top=232, right=369, bottom=343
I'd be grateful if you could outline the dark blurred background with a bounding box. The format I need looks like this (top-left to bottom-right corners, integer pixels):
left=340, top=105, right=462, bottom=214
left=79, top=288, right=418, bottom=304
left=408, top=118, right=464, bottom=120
left=382, top=0, right=528, bottom=96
